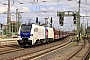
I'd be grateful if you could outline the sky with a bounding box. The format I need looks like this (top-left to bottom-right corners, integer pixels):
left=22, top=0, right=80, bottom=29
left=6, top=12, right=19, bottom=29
left=0, top=0, right=90, bottom=31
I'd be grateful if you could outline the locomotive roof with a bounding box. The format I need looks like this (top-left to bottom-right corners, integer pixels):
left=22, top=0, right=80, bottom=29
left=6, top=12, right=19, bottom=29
left=22, top=23, right=34, bottom=26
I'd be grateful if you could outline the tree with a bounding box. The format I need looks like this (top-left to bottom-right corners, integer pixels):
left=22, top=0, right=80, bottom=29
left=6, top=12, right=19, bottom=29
left=3, top=21, right=21, bottom=35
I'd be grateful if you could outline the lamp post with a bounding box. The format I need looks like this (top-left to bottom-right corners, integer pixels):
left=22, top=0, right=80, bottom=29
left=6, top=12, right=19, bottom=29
left=12, top=20, right=13, bottom=37
left=11, top=14, right=14, bottom=37
left=16, top=9, right=18, bottom=33
left=16, top=9, right=22, bottom=34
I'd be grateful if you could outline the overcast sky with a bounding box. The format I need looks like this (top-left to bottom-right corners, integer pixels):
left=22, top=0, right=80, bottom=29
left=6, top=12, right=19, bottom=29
left=0, top=0, right=90, bottom=31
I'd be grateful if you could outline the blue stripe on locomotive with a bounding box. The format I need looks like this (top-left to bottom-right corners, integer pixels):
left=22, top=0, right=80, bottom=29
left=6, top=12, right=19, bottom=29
left=20, top=32, right=30, bottom=38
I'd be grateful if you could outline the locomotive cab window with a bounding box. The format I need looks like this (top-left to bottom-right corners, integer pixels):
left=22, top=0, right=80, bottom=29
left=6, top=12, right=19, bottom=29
left=20, top=24, right=32, bottom=32
left=34, top=28, right=38, bottom=32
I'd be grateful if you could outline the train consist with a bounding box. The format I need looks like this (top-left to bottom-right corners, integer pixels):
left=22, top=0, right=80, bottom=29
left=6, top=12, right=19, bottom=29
left=17, top=23, right=72, bottom=47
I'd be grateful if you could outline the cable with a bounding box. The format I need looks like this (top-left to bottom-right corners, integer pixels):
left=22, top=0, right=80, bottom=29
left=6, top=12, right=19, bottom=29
left=85, top=0, right=87, bottom=2
left=75, top=0, right=77, bottom=2
left=80, top=0, right=90, bottom=15
left=80, top=5, right=87, bottom=14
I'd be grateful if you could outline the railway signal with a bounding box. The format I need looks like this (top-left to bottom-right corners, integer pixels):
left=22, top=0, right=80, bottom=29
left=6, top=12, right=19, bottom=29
left=57, top=11, right=81, bottom=41
left=1, top=24, right=3, bottom=30
left=60, top=16, right=64, bottom=26
left=57, top=11, right=78, bottom=26
left=50, top=17, right=53, bottom=27
left=59, top=13, right=64, bottom=26
left=73, top=13, right=76, bottom=24
left=59, top=13, right=62, bottom=24
left=36, top=17, right=38, bottom=24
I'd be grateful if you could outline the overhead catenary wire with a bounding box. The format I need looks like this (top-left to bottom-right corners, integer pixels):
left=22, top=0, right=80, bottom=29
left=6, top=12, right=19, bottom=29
left=80, top=5, right=87, bottom=14
left=85, top=0, right=87, bottom=2
left=80, top=0, right=90, bottom=15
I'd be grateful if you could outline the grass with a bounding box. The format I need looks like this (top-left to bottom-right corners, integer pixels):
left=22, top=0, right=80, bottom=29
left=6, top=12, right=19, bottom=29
left=69, top=42, right=77, bottom=47
left=73, top=35, right=83, bottom=41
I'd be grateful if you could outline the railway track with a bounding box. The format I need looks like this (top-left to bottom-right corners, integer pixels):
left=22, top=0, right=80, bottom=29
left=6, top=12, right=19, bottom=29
left=0, top=44, right=24, bottom=55
left=0, top=38, right=68, bottom=60
left=0, top=39, right=25, bottom=55
left=67, top=39, right=90, bottom=60
left=0, top=36, right=72, bottom=60
left=8, top=36, right=73, bottom=60
left=0, top=38, right=90, bottom=60
left=52, top=38, right=90, bottom=60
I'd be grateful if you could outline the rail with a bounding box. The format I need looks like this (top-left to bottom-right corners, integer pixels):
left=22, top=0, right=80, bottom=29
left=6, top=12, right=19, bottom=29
left=0, top=38, right=19, bottom=45
left=66, top=38, right=90, bottom=60
left=10, top=37, right=72, bottom=60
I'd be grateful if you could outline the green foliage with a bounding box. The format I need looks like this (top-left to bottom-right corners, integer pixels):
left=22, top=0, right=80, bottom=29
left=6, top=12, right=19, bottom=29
left=3, top=21, right=21, bottom=35
left=72, top=29, right=77, bottom=32
left=86, top=26, right=90, bottom=35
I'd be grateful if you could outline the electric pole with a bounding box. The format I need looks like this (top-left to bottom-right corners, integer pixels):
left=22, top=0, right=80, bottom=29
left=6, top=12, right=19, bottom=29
left=7, top=0, right=11, bottom=35
left=18, top=12, right=20, bottom=31
left=77, top=0, right=81, bottom=40
left=16, top=8, right=18, bottom=33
